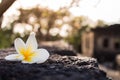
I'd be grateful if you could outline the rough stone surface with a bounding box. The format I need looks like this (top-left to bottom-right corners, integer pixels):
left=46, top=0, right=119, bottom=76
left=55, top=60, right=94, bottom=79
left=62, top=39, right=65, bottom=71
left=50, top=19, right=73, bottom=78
left=0, top=48, right=111, bottom=80
left=39, top=46, right=76, bottom=56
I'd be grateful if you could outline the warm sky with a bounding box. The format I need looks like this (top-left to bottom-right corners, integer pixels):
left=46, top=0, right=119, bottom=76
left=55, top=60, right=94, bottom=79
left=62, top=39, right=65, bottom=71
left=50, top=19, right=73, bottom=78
left=4, top=0, right=120, bottom=24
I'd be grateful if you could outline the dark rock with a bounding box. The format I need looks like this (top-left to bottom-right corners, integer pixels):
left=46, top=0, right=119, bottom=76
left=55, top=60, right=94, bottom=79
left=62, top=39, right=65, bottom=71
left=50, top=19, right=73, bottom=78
left=0, top=48, right=111, bottom=80
left=39, top=46, right=76, bottom=56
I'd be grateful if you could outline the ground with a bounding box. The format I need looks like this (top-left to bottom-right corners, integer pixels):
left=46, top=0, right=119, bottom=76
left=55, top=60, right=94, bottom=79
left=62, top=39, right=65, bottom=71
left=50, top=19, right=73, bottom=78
left=100, top=65, right=120, bottom=80
left=0, top=48, right=110, bottom=80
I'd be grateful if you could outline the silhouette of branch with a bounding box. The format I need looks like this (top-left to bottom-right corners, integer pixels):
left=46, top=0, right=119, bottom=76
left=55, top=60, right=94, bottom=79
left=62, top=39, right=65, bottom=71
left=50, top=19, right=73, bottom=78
left=0, top=0, right=16, bottom=17
left=0, top=0, right=16, bottom=28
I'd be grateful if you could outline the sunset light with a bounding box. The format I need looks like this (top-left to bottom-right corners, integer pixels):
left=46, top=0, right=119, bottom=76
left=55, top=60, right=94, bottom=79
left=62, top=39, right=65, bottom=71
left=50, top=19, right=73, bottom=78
left=3, top=0, right=120, bottom=24
left=0, top=1, right=120, bottom=79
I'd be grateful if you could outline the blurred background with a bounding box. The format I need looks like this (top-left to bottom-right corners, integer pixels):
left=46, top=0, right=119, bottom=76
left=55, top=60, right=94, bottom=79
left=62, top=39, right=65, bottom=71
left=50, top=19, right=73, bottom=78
left=0, top=0, right=120, bottom=80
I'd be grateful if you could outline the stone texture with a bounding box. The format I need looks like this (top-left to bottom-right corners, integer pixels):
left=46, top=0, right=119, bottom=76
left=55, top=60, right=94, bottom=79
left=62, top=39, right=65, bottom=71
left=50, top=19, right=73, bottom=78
left=0, top=48, right=111, bottom=80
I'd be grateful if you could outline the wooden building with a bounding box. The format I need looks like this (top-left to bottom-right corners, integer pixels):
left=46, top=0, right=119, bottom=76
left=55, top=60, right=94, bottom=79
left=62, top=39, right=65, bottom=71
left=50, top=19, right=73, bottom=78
left=82, top=24, right=120, bottom=62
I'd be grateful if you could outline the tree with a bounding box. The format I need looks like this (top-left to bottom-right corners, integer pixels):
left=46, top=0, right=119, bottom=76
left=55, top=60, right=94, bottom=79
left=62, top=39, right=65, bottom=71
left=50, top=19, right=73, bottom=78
left=0, top=0, right=16, bottom=28
left=12, top=7, right=70, bottom=41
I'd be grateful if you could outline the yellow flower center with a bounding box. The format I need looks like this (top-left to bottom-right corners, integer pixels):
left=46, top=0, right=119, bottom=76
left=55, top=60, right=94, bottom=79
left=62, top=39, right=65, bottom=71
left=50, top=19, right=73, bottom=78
left=19, top=47, right=35, bottom=62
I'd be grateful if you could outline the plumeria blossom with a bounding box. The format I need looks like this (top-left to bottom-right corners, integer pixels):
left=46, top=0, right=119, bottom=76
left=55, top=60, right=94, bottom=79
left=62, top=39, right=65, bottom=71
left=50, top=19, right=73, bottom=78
left=5, top=32, right=50, bottom=64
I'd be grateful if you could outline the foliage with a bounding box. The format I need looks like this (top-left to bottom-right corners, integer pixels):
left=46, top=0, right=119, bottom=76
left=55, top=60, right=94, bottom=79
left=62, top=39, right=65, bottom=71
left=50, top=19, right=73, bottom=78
left=0, top=28, right=13, bottom=48
left=13, top=7, right=91, bottom=52
left=0, top=6, right=107, bottom=52
left=0, top=25, right=28, bottom=49
left=65, top=26, right=88, bottom=52
left=12, top=7, right=70, bottom=41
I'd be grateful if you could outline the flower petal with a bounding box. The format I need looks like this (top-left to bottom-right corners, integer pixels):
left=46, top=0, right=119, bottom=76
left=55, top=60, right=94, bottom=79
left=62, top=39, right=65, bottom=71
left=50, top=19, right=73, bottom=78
left=14, top=38, right=26, bottom=54
left=22, top=60, right=33, bottom=64
left=22, top=49, right=50, bottom=64
left=5, top=54, right=24, bottom=61
left=26, top=32, right=38, bottom=51
left=34, top=49, right=50, bottom=63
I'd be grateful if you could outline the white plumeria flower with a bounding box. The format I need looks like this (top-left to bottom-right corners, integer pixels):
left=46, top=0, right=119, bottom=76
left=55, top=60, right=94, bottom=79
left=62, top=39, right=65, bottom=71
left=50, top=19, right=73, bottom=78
left=5, top=32, right=50, bottom=64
